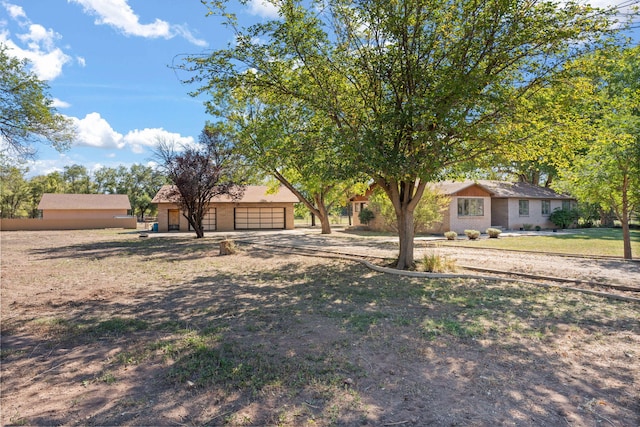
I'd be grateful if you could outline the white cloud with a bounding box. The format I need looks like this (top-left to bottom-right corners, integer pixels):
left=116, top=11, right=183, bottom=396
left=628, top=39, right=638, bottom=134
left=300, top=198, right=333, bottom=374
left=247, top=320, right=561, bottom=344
left=0, top=3, right=72, bottom=80
left=123, top=127, right=194, bottom=154
left=72, top=112, right=125, bottom=149
left=70, top=112, right=195, bottom=154
left=3, top=2, right=25, bottom=20
left=69, top=0, right=208, bottom=46
left=51, top=98, right=71, bottom=108
left=247, top=0, right=280, bottom=19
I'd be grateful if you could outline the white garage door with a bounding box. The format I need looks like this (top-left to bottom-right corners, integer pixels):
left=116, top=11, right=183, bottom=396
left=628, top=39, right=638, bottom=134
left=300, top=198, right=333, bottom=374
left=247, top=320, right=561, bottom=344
left=235, top=207, right=285, bottom=229
left=189, top=208, right=216, bottom=231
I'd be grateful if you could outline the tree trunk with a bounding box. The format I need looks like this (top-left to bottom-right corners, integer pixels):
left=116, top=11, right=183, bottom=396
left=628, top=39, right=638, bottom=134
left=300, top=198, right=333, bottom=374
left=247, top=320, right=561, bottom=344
left=396, top=209, right=416, bottom=269
left=314, top=194, right=332, bottom=234
left=378, top=178, right=425, bottom=270
left=621, top=177, right=632, bottom=260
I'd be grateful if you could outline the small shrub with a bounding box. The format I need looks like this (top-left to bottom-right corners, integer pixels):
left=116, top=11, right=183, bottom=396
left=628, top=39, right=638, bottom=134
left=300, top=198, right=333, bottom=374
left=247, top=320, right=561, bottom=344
left=522, top=224, right=533, bottom=231
left=444, top=231, right=457, bottom=240
left=486, top=228, right=501, bottom=238
left=534, top=225, right=542, bottom=231
left=549, top=208, right=578, bottom=229
left=422, top=253, right=457, bottom=273
left=358, top=207, right=375, bottom=225
left=464, top=229, right=480, bottom=240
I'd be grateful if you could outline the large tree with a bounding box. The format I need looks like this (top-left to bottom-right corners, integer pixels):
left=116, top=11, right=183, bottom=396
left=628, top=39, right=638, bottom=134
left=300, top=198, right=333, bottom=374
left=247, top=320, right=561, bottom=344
left=155, top=126, right=245, bottom=238
left=222, top=88, right=362, bottom=234
left=187, top=0, right=618, bottom=268
left=554, top=46, right=640, bottom=260
left=0, top=45, right=75, bottom=158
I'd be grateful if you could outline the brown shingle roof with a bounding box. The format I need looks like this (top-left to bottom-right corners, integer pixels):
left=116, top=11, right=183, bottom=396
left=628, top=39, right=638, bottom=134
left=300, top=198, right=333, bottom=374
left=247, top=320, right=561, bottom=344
left=475, top=180, right=574, bottom=199
left=38, top=194, right=132, bottom=210
left=152, top=185, right=299, bottom=204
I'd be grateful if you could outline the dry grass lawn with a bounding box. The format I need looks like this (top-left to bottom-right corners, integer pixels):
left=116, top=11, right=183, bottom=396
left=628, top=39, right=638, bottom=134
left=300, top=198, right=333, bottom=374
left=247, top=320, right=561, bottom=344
left=1, top=230, right=638, bottom=426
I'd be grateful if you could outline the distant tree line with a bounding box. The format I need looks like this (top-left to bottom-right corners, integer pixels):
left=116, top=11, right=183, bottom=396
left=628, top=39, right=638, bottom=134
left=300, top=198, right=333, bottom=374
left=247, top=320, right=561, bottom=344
left=0, top=163, right=167, bottom=220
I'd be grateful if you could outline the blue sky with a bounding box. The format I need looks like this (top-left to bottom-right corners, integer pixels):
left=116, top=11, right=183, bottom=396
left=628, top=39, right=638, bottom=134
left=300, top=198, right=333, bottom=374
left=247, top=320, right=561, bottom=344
left=1, top=0, right=637, bottom=178
left=1, top=0, right=278, bottom=177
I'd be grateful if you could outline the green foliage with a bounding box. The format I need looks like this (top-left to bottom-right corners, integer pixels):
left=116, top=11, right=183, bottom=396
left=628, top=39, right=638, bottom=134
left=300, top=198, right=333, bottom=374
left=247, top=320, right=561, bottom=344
left=444, top=231, right=457, bottom=240
left=486, top=228, right=502, bottom=238
left=552, top=45, right=640, bottom=258
left=358, top=207, right=375, bottom=226
left=367, top=187, right=448, bottom=233
left=464, top=230, right=481, bottom=240
left=183, top=0, right=619, bottom=268
left=0, top=165, right=30, bottom=218
left=549, top=208, right=578, bottom=229
left=0, top=44, right=75, bottom=158
left=0, top=163, right=167, bottom=219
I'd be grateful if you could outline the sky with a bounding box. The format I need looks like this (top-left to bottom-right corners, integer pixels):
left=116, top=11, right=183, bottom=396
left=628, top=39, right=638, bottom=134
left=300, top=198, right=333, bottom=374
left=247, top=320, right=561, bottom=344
left=0, top=0, right=638, bottom=178
left=0, top=0, right=279, bottom=177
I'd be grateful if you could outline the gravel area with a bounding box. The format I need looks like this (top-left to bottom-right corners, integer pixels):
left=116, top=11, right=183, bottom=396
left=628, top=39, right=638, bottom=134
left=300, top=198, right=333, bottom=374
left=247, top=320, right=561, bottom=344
left=237, top=229, right=640, bottom=287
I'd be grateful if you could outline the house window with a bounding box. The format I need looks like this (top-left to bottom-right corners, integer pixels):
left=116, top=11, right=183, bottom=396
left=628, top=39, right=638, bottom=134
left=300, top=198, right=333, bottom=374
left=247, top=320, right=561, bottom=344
left=458, top=198, right=484, bottom=216
left=541, top=200, right=551, bottom=216
left=519, top=200, right=529, bottom=216
left=562, top=200, right=571, bottom=210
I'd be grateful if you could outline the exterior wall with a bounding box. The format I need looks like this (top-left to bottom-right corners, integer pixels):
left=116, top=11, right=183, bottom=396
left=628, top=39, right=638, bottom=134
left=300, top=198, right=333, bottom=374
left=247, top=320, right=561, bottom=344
left=155, top=202, right=295, bottom=232
left=1, top=217, right=136, bottom=231
left=504, top=198, right=567, bottom=230
left=351, top=201, right=369, bottom=227
left=491, top=199, right=509, bottom=229
left=444, top=196, right=492, bottom=234
left=42, top=209, right=128, bottom=220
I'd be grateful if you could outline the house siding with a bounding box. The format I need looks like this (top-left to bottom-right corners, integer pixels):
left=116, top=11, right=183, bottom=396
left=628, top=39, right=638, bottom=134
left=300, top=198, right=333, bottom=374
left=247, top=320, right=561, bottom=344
left=444, top=196, right=492, bottom=234
left=155, top=202, right=295, bottom=232
left=503, top=198, right=567, bottom=230
left=42, top=209, right=128, bottom=220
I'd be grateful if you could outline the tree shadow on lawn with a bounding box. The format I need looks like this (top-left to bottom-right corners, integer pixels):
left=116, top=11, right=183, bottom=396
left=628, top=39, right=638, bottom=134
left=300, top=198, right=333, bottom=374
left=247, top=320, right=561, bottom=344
left=2, top=254, right=639, bottom=426
left=28, top=235, right=230, bottom=262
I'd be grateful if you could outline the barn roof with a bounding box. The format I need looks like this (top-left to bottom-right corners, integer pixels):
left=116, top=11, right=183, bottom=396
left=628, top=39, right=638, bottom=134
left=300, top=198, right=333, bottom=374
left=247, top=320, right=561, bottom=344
left=38, top=194, right=132, bottom=210
left=152, top=185, right=299, bottom=204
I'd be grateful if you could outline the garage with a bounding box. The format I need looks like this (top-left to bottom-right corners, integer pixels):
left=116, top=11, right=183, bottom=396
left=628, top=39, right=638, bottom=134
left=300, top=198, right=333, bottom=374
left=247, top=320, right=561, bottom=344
left=235, top=207, right=285, bottom=230
left=189, top=208, right=216, bottom=231
left=153, top=185, right=297, bottom=232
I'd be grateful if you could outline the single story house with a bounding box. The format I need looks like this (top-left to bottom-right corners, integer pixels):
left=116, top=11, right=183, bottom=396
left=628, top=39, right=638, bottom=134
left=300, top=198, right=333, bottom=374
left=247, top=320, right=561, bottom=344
left=350, top=180, right=576, bottom=234
left=475, top=180, right=576, bottom=232
left=1, top=193, right=136, bottom=231
left=151, top=185, right=299, bottom=232
left=38, top=193, right=132, bottom=220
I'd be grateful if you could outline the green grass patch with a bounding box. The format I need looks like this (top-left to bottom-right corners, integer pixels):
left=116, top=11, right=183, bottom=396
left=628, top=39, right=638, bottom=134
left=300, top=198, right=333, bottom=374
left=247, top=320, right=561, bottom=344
left=442, top=228, right=640, bottom=257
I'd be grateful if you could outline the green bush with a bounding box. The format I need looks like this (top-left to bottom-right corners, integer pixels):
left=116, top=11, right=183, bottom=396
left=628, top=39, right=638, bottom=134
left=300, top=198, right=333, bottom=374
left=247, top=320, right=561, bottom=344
left=358, top=207, right=375, bottom=225
left=444, top=231, right=457, bottom=240
left=464, top=229, right=480, bottom=240
left=367, top=187, right=449, bottom=233
left=486, top=228, right=502, bottom=238
left=549, top=208, right=578, bottom=229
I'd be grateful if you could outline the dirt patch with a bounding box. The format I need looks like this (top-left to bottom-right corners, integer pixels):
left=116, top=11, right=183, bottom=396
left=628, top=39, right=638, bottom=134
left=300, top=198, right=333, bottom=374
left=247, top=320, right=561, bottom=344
left=1, top=230, right=639, bottom=426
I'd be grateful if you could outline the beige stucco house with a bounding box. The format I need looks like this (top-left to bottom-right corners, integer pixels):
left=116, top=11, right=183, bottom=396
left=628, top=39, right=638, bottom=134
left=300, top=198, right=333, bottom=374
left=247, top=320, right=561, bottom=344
left=476, top=180, right=576, bottom=232
left=1, top=193, right=136, bottom=230
left=152, top=185, right=299, bottom=232
left=351, top=180, right=576, bottom=234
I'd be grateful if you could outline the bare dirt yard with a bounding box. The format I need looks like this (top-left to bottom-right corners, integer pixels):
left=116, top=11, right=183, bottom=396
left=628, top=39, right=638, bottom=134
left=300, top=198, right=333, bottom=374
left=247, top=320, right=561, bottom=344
left=1, top=229, right=639, bottom=426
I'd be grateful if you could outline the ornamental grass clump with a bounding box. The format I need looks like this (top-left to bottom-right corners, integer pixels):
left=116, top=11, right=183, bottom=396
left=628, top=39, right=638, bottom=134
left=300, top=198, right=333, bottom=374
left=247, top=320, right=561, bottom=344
left=422, top=253, right=457, bottom=273
left=486, top=228, right=502, bottom=238
left=464, top=229, right=481, bottom=240
left=444, top=231, right=457, bottom=240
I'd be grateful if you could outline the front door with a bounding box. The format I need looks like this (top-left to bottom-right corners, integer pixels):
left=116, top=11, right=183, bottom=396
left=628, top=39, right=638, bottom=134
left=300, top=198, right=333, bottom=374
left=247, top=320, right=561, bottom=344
left=168, top=209, right=180, bottom=231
